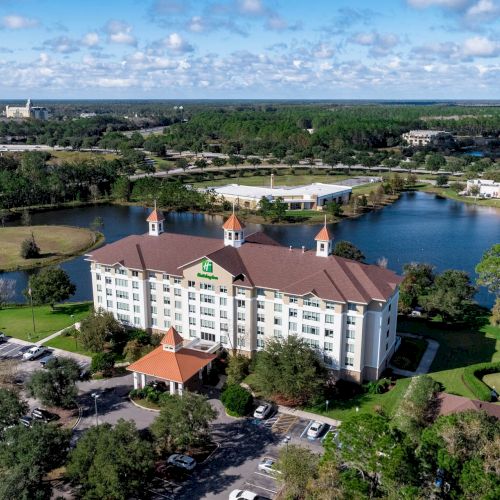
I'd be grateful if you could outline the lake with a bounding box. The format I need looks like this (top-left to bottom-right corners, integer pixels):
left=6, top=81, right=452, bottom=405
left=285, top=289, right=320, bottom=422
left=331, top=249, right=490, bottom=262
left=3, top=191, right=499, bottom=307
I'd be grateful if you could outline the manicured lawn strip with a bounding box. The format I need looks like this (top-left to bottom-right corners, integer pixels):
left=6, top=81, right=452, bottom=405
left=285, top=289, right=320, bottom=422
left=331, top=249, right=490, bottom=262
left=0, top=302, right=92, bottom=342
left=391, top=337, right=427, bottom=371
left=44, top=333, right=93, bottom=357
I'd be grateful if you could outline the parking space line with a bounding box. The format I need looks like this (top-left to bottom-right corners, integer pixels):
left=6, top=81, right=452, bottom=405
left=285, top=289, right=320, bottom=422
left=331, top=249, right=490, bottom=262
left=300, top=420, right=314, bottom=438
left=254, top=471, right=278, bottom=480
left=244, top=482, right=277, bottom=494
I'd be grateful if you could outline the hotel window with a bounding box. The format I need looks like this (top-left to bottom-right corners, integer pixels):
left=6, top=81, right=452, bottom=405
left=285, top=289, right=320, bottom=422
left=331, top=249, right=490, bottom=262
left=257, top=326, right=265, bottom=335
left=106, top=300, right=113, bottom=308
left=274, top=317, right=282, bottom=326
left=105, top=277, right=112, bottom=284
left=176, top=325, right=183, bottom=333
left=117, top=302, right=129, bottom=311
left=386, top=342, right=389, bottom=351
left=151, top=317, right=157, bottom=326
left=257, top=288, right=265, bottom=296
left=304, top=338, right=319, bottom=348
left=220, top=297, right=227, bottom=306
left=132, top=271, right=139, bottom=277
left=164, top=320, right=171, bottom=328
left=164, top=308, right=171, bottom=317
left=304, top=298, right=319, bottom=308
left=237, top=312, right=246, bottom=322
left=346, top=343, right=355, bottom=353
left=344, top=356, right=354, bottom=367
left=220, top=323, right=229, bottom=332
left=257, top=301, right=265, bottom=310
left=324, top=342, right=333, bottom=352
left=97, top=296, right=103, bottom=304
left=201, top=307, right=215, bottom=316
left=132, top=281, right=139, bottom=289
left=163, top=274, right=169, bottom=281
left=151, top=306, right=157, bottom=314
left=303, top=311, right=320, bottom=322
left=189, top=305, right=196, bottom=313
left=174, top=277, right=181, bottom=285
left=237, top=325, right=245, bottom=334
left=221, top=335, right=228, bottom=345
left=220, top=310, right=228, bottom=319
left=201, top=319, right=215, bottom=329
left=302, top=325, right=319, bottom=335
left=387, top=316, right=391, bottom=325
left=200, top=283, right=214, bottom=291
left=96, top=274, right=102, bottom=281
left=164, top=297, right=170, bottom=305
left=274, top=303, right=282, bottom=313
left=289, top=308, right=297, bottom=318
left=117, top=313, right=130, bottom=323
left=175, top=313, right=182, bottom=322
left=133, top=305, right=140, bottom=313
left=188, top=280, right=195, bottom=288
left=148, top=272, right=155, bottom=279
left=386, top=329, right=390, bottom=338
left=257, top=338, right=264, bottom=348
left=237, top=336, right=246, bottom=348
left=348, top=303, right=357, bottom=312
left=201, top=294, right=215, bottom=304
left=325, top=329, right=334, bottom=338
left=346, top=329, right=355, bottom=339
left=237, top=300, right=245, bottom=308
left=220, top=285, right=227, bottom=294
left=273, top=329, right=282, bottom=339
left=188, top=292, right=196, bottom=300
left=175, top=301, right=182, bottom=309
left=274, top=291, right=283, bottom=299
left=190, top=329, right=197, bottom=338
left=117, top=268, right=126, bottom=275
left=163, top=284, right=169, bottom=292
left=189, top=317, right=196, bottom=325
left=325, top=314, right=334, bottom=324
left=134, top=317, right=140, bottom=325
left=347, top=316, right=356, bottom=325
left=133, top=293, right=139, bottom=301
left=388, top=303, right=392, bottom=311
left=150, top=294, right=156, bottom=302
left=115, top=278, right=128, bottom=287
left=288, top=322, right=297, bottom=332
left=237, top=287, right=246, bottom=296
left=289, top=296, right=298, bottom=304
left=116, top=290, right=129, bottom=299
left=174, top=288, right=182, bottom=296
left=257, top=314, right=265, bottom=323
left=105, top=267, right=111, bottom=273
left=325, top=301, right=334, bottom=310
left=149, top=282, right=156, bottom=290
left=106, top=289, right=112, bottom=296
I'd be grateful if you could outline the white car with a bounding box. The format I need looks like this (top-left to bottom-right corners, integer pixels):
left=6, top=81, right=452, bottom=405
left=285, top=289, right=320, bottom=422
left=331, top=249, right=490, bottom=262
left=253, top=404, right=272, bottom=420
left=307, top=420, right=326, bottom=439
left=229, top=490, right=258, bottom=500
left=166, top=454, right=196, bottom=471
left=258, top=458, right=281, bottom=475
left=22, top=346, right=47, bottom=361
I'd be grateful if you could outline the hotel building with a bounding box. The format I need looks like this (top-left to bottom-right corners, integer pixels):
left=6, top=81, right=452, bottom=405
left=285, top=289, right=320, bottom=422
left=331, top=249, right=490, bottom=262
left=86, top=209, right=402, bottom=384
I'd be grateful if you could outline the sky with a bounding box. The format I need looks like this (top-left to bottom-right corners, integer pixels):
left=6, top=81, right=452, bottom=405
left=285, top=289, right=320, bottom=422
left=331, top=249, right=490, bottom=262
left=0, top=0, right=499, bottom=99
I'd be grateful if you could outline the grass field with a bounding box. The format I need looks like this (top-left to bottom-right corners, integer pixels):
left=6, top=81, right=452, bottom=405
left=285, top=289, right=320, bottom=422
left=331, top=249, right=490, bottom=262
left=391, top=337, right=427, bottom=371
left=44, top=331, right=93, bottom=356
left=482, top=372, right=500, bottom=391
left=0, top=225, right=101, bottom=272
left=0, top=302, right=92, bottom=342
left=49, top=150, right=119, bottom=164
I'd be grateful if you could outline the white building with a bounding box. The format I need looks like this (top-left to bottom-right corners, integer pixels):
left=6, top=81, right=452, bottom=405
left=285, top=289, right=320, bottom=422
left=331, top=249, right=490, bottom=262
left=466, top=179, right=500, bottom=198
left=207, top=181, right=352, bottom=211
left=402, top=130, right=453, bottom=147
left=5, top=99, right=49, bottom=120
left=86, top=209, right=402, bottom=384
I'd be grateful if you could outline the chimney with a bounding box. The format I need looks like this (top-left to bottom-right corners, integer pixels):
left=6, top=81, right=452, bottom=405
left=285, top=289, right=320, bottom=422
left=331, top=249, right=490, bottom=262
left=270, top=173, right=274, bottom=189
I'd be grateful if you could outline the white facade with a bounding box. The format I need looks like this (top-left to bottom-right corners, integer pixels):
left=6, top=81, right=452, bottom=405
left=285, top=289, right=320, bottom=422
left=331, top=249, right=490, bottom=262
left=5, top=99, right=49, bottom=120
left=466, top=179, right=499, bottom=198
left=402, top=130, right=452, bottom=147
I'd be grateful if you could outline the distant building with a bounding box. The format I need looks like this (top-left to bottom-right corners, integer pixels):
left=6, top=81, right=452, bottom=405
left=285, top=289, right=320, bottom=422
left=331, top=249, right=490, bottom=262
left=206, top=179, right=351, bottom=211
left=466, top=179, right=500, bottom=198
left=5, top=99, right=49, bottom=120
left=402, top=130, right=453, bottom=147
left=80, top=112, right=97, bottom=118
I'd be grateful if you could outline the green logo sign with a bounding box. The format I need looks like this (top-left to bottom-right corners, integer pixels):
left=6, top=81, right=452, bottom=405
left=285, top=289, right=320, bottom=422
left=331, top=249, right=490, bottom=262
left=201, top=259, right=213, bottom=273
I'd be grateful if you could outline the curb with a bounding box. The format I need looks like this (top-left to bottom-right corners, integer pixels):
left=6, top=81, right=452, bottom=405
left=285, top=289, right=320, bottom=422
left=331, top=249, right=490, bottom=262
left=128, top=396, right=161, bottom=412
left=71, top=403, right=83, bottom=430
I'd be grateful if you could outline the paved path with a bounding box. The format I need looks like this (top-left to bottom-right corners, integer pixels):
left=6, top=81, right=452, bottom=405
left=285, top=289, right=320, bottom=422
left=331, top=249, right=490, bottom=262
left=277, top=405, right=341, bottom=427
left=37, top=323, right=78, bottom=345
left=391, top=332, right=440, bottom=377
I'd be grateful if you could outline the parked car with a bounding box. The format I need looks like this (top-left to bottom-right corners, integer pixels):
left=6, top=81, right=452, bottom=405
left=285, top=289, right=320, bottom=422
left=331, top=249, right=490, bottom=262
left=22, top=345, right=47, bottom=361
left=229, top=490, right=258, bottom=500
left=253, top=403, right=273, bottom=420
left=166, top=454, right=197, bottom=471
left=258, top=458, right=281, bottom=475
left=307, top=420, right=326, bottom=439
left=31, top=408, right=58, bottom=423
left=39, top=354, right=55, bottom=367
left=19, top=416, right=33, bottom=427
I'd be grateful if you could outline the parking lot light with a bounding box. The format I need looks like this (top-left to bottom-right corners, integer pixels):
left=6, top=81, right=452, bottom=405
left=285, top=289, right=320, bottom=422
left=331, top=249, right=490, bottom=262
left=91, top=392, right=100, bottom=426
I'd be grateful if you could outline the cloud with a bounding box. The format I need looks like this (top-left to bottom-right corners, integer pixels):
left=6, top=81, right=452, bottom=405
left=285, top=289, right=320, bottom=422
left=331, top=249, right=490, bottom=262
left=1, top=14, right=39, bottom=29
left=465, top=0, right=500, bottom=21
left=350, top=31, right=400, bottom=57
left=462, top=35, right=500, bottom=56
left=82, top=32, right=100, bottom=47
left=42, top=36, right=80, bottom=54
left=162, top=33, right=194, bottom=53
left=238, top=0, right=265, bottom=15
left=104, top=20, right=137, bottom=46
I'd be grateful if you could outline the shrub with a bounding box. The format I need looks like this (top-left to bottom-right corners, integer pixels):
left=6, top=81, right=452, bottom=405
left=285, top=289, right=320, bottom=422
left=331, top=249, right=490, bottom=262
left=90, top=352, right=115, bottom=376
left=463, top=361, right=500, bottom=401
left=226, top=354, right=250, bottom=386
left=20, top=234, right=40, bottom=259
left=221, top=384, right=253, bottom=416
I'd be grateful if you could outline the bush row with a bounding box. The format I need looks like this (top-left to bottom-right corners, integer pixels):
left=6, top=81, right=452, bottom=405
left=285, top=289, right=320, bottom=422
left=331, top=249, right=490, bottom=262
left=462, top=361, right=500, bottom=401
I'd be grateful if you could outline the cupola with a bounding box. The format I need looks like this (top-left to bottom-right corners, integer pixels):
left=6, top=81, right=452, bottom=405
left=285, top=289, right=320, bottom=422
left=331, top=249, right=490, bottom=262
left=147, top=202, right=165, bottom=236
left=223, top=210, right=245, bottom=248
left=314, top=216, right=333, bottom=257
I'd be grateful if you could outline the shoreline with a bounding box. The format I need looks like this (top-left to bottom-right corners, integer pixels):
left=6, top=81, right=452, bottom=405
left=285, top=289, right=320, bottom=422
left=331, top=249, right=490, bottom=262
left=418, top=184, right=500, bottom=210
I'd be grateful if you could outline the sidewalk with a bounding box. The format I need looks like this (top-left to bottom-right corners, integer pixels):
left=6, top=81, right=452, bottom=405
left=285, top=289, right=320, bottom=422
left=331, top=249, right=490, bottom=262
left=391, top=332, right=439, bottom=377
left=37, top=323, right=78, bottom=345
left=278, top=405, right=341, bottom=427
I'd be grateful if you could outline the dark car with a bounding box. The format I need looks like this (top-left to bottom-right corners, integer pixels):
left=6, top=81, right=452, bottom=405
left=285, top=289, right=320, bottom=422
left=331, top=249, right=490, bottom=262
left=31, top=408, right=58, bottom=423
left=19, top=415, right=33, bottom=427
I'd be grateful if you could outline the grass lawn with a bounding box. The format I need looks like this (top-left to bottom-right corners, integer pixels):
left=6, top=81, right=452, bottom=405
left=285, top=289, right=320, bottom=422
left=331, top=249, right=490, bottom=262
left=0, top=302, right=92, bottom=342
left=419, top=184, right=500, bottom=209
left=149, top=155, right=176, bottom=171
left=482, top=372, right=500, bottom=391
left=398, top=316, right=500, bottom=398
left=0, top=225, right=101, bottom=272
left=391, top=337, right=427, bottom=371
left=49, top=150, right=118, bottom=164
left=44, top=332, right=93, bottom=356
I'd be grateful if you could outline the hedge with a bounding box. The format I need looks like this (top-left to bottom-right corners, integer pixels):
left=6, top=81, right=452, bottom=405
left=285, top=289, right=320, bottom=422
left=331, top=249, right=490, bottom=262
left=462, top=361, right=500, bottom=402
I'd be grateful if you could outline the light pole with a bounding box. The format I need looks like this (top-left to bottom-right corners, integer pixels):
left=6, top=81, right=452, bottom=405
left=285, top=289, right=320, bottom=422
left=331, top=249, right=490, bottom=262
left=91, top=392, right=100, bottom=426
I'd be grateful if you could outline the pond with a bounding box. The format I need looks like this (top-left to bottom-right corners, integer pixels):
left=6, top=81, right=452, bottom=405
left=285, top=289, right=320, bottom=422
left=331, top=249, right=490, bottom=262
left=3, top=191, right=499, bottom=307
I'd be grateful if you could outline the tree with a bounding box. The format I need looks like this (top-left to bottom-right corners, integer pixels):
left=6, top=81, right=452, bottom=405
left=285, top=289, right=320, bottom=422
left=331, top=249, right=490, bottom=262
left=258, top=196, right=273, bottom=218
left=90, top=352, right=116, bottom=376
left=399, top=262, right=435, bottom=312
left=226, top=354, right=250, bottom=385
left=476, top=244, right=500, bottom=297
left=436, top=174, right=449, bottom=187
left=27, top=357, right=81, bottom=408
left=389, top=173, right=405, bottom=193
left=79, top=308, right=125, bottom=352
left=426, top=153, right=446, bottom=171
left=26, top=267, right=76, bottom=309
left=333, top=240, right=365, bottom=262
left=66, top=419, right=154, bottom=500
left=221, top=384, right=253, bottom=416
left=0, top=388, right=28, bottom=430
left=194, top=158, right=207, bottom=170
left=89, top=216, right=104, bottom=234
left=0, top=278, right=15, bottom=308
left=272, top=196, right=287, bottom=222
left=176, top=157, right=189, bottom=171
left=111, top=177, right=131, bottom=201
left=306, top=461, right=347, bottom=500
left=325, top=201, right=342, bottom=217
left=275, top=445, right=319, bottom=499
left=20, top=233, right=40, bottom=259
left=151, top=392, right=217, bottom=453
left=212, top=157, right=226, bottom=168
left=253, top=335, right=326, bottom=405
left=422, top=269, right=476, bottom=322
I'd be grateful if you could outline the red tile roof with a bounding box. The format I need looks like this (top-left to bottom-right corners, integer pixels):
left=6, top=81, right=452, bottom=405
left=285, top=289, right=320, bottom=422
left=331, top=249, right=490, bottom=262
left=160, top=326, right=184, bottom=346
left=222, top=214, right=245, bottom=231
left=314, top=225, right=332, bottom=241
left=127, top=346, right=215, bottom=383
left=437, top=392, right=500, bottom=420
left=146, top=209, right=164, bottom=223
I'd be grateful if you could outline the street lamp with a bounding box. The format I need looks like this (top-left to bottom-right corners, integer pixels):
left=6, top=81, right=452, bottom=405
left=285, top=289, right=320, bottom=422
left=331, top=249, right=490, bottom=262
left=91, top=392, right=100, bottom=426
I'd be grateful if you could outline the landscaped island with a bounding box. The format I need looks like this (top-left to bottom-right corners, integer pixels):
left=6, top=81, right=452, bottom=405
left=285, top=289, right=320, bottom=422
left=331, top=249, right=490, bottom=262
left=0, top=225, right=103, bottom=272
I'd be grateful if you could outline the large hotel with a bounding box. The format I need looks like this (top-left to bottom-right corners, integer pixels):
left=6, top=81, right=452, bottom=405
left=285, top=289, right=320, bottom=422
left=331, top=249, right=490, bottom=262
left=87, top=208, right=402, bottom=384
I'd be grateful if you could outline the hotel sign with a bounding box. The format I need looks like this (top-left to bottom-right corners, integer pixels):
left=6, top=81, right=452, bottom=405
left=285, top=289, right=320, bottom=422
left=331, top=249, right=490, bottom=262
left=197, top=259, right=218, bottom=280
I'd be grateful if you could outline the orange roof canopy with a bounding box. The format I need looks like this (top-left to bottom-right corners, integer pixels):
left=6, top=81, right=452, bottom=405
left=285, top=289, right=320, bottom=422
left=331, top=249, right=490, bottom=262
left=314, top=225, right=332, bottom=241
left=147, top=208, right=165, bottom=223
left=223, top=213, right=245, bottom=231
left=161, top=326, right=184, bottom=346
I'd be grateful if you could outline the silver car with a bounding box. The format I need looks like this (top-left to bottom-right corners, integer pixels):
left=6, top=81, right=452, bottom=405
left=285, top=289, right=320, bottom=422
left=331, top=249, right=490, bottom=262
left=253, top=404, right=272, bottom=420
left=22, top=346, right=47, bottom=361
left=167, top=454, right=197, bottom=471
